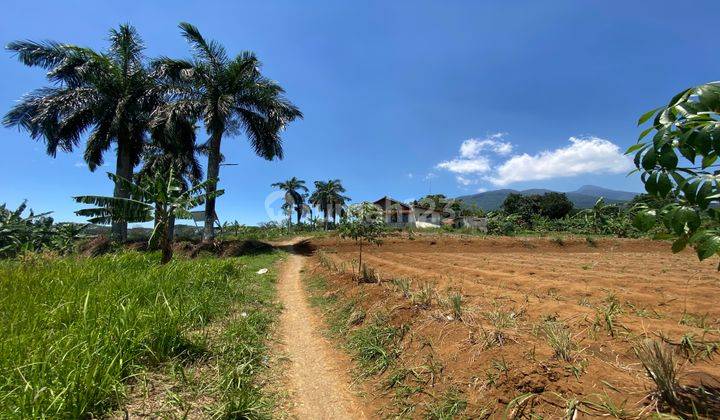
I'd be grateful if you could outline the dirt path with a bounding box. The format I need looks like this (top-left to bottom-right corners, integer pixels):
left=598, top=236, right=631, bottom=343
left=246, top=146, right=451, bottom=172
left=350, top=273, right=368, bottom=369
left=275, top=252, right=367, bottom=419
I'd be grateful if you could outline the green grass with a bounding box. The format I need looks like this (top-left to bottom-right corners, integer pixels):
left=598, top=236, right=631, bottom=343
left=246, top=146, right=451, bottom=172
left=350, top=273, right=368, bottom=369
left=0, top=250, right=282, bottom=418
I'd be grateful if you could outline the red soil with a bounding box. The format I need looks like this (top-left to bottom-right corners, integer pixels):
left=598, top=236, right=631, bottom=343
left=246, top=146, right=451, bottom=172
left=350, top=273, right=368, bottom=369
left=309, top=235, right=720, bottom=418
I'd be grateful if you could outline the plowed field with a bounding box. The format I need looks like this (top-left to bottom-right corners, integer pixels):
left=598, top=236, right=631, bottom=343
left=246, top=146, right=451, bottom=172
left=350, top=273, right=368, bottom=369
left=310, top=235, right=720, bottom=418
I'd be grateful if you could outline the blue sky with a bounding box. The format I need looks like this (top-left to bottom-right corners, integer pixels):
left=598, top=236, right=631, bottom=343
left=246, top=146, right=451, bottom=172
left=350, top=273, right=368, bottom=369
left=2, top=1, right=719, bottom=225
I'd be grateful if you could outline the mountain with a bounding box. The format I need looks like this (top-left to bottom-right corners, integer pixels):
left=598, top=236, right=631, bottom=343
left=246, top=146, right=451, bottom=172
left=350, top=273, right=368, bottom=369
left=456, top=185, right=639, bottom=211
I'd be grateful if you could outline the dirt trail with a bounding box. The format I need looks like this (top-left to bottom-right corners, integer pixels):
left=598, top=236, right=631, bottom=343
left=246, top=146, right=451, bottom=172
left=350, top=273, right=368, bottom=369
left=276, top=251, right=367, bottom=419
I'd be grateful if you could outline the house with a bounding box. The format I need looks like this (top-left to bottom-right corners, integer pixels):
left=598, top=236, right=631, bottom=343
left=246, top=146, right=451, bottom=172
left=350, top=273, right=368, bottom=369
left=373, top=196, right=448, bottom=228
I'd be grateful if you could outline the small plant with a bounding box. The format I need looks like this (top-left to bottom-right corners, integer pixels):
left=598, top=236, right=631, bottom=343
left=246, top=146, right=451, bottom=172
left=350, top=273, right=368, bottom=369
left=585, top=236, right=598, bottom=247
left=485, top=307, right=519, bottom=330
left=358, top=262, right=380, bottom=283
left=411, top=282, right=435, bottom=309
left=551, top=236, right=565, bottom=246
left=595, top=296, right=623, bottom=337
left=391, top=278, right=412, bottom=298
left=505, top=392, right=535, bottom=419
left=679, top=333, right=697, bottom=360
left=543, top=322, right=576, bottom=362
left=425, top=388, right=467, bottom=419
left=584, top=393, right=633, bottom=419
left=449, top=292, right=463, bottom=320
left=634, top=339, right=680, bottom=407
left=338, top=202, right=385, bottom=274
left=679, top=311, right=709, bottom=330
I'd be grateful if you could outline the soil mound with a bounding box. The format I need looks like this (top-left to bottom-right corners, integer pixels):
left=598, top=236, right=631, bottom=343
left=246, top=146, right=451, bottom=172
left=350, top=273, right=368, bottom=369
left=78, top=235, right=113, bottom=257
left=173, top=239, right=274, bottom=258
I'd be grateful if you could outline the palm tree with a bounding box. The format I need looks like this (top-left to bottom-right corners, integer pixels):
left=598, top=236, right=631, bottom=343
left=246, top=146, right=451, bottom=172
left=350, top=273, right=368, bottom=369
left=153, top=22, right=302, bottom=242
left=272, top=177, right=308, bottom=226
left=74, top=169, right=222, bottom=264
left=310, top=179, right=350, bottom=229
left=139, top=108, right=203, bottom=243
left=3, top=25, right=160, bottom=241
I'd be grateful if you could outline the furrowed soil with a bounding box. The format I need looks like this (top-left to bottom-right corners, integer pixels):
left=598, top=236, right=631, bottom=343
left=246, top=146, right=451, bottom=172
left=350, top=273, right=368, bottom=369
left=307, top=235, right=720, bottom=418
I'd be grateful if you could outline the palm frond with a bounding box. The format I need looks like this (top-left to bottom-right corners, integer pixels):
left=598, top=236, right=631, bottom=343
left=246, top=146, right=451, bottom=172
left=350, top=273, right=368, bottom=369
left=6, top=40, right=80, bottom=69
left=178, top=22, right=228, bottom=69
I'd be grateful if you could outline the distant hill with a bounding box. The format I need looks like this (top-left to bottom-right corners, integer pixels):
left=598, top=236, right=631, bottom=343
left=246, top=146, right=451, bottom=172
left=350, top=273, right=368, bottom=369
left=457, top=185, right=639, bottom=211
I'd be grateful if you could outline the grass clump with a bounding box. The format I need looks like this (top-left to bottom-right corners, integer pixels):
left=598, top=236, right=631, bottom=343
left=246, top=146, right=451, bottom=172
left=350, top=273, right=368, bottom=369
left=595, top=295, right=623, bottom=337
left=0, top=250, right=281, bottom=418
left=348, top=313, right=408, bottom=375
left=411, top=282, right=436, bottom=309
left=392, top=277, right=412, bottom=298
left=634, top=339, right=680, bottom=407
left=449, top=292, right=463, bottom=320
left=425, top=388, right=468, bottom=419
left=358, top=262, right=380, bottom=283
left=543, top=322, right=576, bottom=362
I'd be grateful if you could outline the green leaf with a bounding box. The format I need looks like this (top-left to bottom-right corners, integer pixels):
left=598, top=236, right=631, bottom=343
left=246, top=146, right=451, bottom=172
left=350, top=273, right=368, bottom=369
left=645, top=172, right=658, bottom=195
left=671, top=236, right=688, bottom=253
left=701, top=153, right=718, bottom=169
left=682, top=179, right=702, bottom=204
left=670, top=206, right=701, bottom=236
left=637, top=126, right=654, bottom=142
left=657, top=172, right=673, bottom=197
left=678, top=145, right=697, bottom=163
left=696, top=180, right=714, bottom=209
left=625, top=142, right=647, bottom=154
left=694, top=233, right=720, bottom=261
left=658, top=146, right=678, bottom=170
left=638, top=107, right=661, bottom=126
left=641, top=148, right=657, bottom=171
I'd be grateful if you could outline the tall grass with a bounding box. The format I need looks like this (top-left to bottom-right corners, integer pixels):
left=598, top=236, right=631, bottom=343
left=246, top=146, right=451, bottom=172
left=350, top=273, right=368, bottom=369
left=0, top=250, right=281, bottom=418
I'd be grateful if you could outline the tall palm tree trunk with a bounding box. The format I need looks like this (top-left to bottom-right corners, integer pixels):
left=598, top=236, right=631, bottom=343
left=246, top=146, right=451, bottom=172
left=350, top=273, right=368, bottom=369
left=203, top=132, right=222, bottom=242
left=167, top=214, right=176, bottom=242
left=323, top=207, right=329, bottom=230
left=111, top=141, right=133, bottom=242
left=160, top=214, right=173, bottom=264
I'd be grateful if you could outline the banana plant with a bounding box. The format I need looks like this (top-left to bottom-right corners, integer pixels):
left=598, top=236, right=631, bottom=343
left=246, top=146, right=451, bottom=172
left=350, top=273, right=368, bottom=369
left=74, top=170, right=223, bottom=263
left=577, top=197, right=616, bottom=234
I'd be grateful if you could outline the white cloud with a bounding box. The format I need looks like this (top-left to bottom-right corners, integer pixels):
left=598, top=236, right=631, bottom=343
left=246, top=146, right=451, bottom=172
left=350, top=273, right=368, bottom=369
left=437, top=156, right=491, bottom=174
left=436, top=133, right=511, bottom=177
left=74, top=162, right=86, bottom=168
left=455, top=175, right=476, bottom=186
left=459, top=133, right=513, bottom=158
left=486, top=137, right=633, bottom=186
left=424, top=172, right=438, bottom=180
left=406, top=172, right=414, bottom=179
left=476, top=188, right=488, bottom=193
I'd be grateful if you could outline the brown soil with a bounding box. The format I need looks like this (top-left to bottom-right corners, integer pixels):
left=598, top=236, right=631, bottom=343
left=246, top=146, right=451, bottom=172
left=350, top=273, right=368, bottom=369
left=171, top=238, right=274, bottom=258
left=309, top=235, right=720, bottom=418
left=78, top=235, right=113, bottom=257
left=274, top=253, right=368, bottom=419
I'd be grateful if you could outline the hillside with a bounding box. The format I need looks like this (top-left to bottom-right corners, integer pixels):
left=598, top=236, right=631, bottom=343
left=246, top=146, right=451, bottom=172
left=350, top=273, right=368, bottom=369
left=457, top=185, right=638, bottom=210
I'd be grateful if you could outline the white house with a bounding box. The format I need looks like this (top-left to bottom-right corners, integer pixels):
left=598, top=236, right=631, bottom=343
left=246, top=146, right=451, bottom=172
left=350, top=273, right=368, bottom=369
left=373, top=196, right=447, bottom=228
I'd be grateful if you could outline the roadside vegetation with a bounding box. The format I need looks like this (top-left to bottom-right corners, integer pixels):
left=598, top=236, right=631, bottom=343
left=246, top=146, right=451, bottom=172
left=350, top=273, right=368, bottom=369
left=0, top=250, right=282, bottom=418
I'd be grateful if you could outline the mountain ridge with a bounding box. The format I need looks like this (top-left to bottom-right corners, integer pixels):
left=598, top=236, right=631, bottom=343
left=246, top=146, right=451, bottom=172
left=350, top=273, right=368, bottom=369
left=456, top=185, right=639, bottom=210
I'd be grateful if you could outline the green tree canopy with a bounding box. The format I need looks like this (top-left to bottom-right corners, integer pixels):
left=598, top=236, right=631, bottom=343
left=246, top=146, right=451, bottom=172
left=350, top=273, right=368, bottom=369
left=154, top=22, right=302, bottom=242
left=310, top=179, right=350, bottom=229
left=4, top=25, right=161, bottom=240
left=628, top=81, right=720, bottom=266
